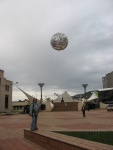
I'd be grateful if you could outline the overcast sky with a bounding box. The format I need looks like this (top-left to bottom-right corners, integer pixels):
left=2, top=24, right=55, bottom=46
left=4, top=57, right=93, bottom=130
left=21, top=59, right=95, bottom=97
left=0, top=0, right=113, bottom=101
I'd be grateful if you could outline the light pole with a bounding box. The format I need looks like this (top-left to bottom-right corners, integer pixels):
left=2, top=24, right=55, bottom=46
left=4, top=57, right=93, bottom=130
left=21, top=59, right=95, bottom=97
left=12, top=82, right=18, bottom=87
left=38, top=83, right=44, bottom=100
left=82, top=84, right=88, bottom=99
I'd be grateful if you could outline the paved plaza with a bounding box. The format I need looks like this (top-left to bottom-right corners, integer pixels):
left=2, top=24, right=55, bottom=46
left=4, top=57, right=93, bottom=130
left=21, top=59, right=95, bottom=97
left=0, top=109, right=113, bottom=150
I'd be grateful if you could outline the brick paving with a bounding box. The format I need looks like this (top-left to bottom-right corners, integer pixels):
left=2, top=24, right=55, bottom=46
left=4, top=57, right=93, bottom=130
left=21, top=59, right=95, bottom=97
left=0, top=109, right=113, bottom=149
left=0, top=114, right=46, bottom=150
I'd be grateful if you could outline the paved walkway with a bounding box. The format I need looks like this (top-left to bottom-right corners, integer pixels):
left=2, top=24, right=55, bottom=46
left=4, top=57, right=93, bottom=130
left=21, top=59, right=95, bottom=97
left=0, top=109, right=113, bottom=150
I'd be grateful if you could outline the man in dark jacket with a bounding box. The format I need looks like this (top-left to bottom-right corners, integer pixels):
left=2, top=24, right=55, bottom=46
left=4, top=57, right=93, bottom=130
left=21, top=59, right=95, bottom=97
left=81, top=104, right=86, bottom=117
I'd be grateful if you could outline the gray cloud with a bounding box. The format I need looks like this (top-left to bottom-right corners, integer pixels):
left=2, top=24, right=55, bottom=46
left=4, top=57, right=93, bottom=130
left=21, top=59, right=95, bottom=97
left=0, top=0, right=113, bottom=100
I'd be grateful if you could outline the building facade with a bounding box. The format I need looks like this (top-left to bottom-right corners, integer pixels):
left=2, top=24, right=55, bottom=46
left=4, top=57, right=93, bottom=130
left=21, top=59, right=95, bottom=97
left=102, top=71, right=113, bottom=88
left=0, top=69, right=12, bottom=113
left=12, top=99, right=30, bottom=114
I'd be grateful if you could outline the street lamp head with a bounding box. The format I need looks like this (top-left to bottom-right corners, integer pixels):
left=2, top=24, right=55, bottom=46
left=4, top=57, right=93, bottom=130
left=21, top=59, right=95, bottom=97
left=38, top=83, right=44, bottom=88
left=82, top=84, right=88, bottom=99
left=82, top=84, right=88, bottom=88
left=11, top=82, right=18, bottom=86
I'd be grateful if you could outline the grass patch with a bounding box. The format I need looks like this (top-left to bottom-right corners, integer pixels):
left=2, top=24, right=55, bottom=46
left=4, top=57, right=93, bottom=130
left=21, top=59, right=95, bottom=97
left=54, top=131, right=113, bottom=146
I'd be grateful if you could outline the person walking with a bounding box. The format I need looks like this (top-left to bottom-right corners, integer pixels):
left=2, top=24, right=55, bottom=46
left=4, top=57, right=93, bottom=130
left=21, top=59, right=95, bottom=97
left=29, top=98, right=40, bottom=131
left=81, top=104, right=86, bottom=117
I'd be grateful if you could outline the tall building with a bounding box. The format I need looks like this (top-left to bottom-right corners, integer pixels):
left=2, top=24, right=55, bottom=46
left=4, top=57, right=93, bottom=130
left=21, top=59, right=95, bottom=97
left=102, top=71, right=113, bottom=88
left=0, top=69, right=12, bottom=113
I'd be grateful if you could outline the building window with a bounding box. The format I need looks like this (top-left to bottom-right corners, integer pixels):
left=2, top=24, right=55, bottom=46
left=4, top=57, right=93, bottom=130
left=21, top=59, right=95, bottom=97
left=5, top=85, right=9, bottom=91
left=5, top=95, right=9, bottom=108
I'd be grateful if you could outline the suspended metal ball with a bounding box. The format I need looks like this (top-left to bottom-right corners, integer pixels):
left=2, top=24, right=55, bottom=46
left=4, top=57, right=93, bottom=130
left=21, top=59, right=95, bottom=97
left=51, top=33, right=68, bottom=51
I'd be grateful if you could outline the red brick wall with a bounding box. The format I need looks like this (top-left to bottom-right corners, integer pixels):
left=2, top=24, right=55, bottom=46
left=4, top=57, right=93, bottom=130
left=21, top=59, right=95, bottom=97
left=52, top=102, right=78, bottom=111
left=24, top=129, right=86, bottom=150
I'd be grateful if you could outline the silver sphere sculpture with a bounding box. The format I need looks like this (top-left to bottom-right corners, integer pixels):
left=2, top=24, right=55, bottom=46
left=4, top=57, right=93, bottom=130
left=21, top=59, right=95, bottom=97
left=51, top=33, right=68, bottom=51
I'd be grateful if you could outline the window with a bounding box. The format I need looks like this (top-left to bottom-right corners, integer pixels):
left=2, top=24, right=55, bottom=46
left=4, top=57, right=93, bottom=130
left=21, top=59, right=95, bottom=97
left=5, top=85, right=9, bottom=91
left=5, top=95, right=8, bottom=108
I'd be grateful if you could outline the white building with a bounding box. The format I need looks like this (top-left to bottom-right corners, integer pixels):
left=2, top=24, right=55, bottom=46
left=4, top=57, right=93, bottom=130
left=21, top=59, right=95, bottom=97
left=0, top=69, right=12, bottom=113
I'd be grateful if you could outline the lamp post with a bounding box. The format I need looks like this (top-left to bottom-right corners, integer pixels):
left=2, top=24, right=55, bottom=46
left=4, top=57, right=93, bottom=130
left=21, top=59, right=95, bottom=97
left=82, top=84, right=88, bottom=99
left=38, top=83, right=44, bottom=100
left=12, top=82, right=18, bottom=87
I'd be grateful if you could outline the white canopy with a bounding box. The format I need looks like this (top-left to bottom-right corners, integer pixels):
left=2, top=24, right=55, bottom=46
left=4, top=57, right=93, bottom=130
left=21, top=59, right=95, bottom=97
left=15, top=85, right=40, bottom=104
left=97, top=87, right=113, bottom=91
left=87, top=92, right=98, bottom=104
left=87, top=92, right=98, bottom=101
left=54, top=91, right=73, bottom=103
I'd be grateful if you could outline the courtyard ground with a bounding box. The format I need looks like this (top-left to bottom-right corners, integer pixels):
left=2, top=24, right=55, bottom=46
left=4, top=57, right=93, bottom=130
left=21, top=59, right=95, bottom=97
left=0, top=109, right=113, bottom=150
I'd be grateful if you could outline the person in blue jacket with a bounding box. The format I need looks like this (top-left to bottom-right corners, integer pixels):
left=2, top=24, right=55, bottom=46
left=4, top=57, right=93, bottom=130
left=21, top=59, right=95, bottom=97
left=29, top=98, right=40, bottom=131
